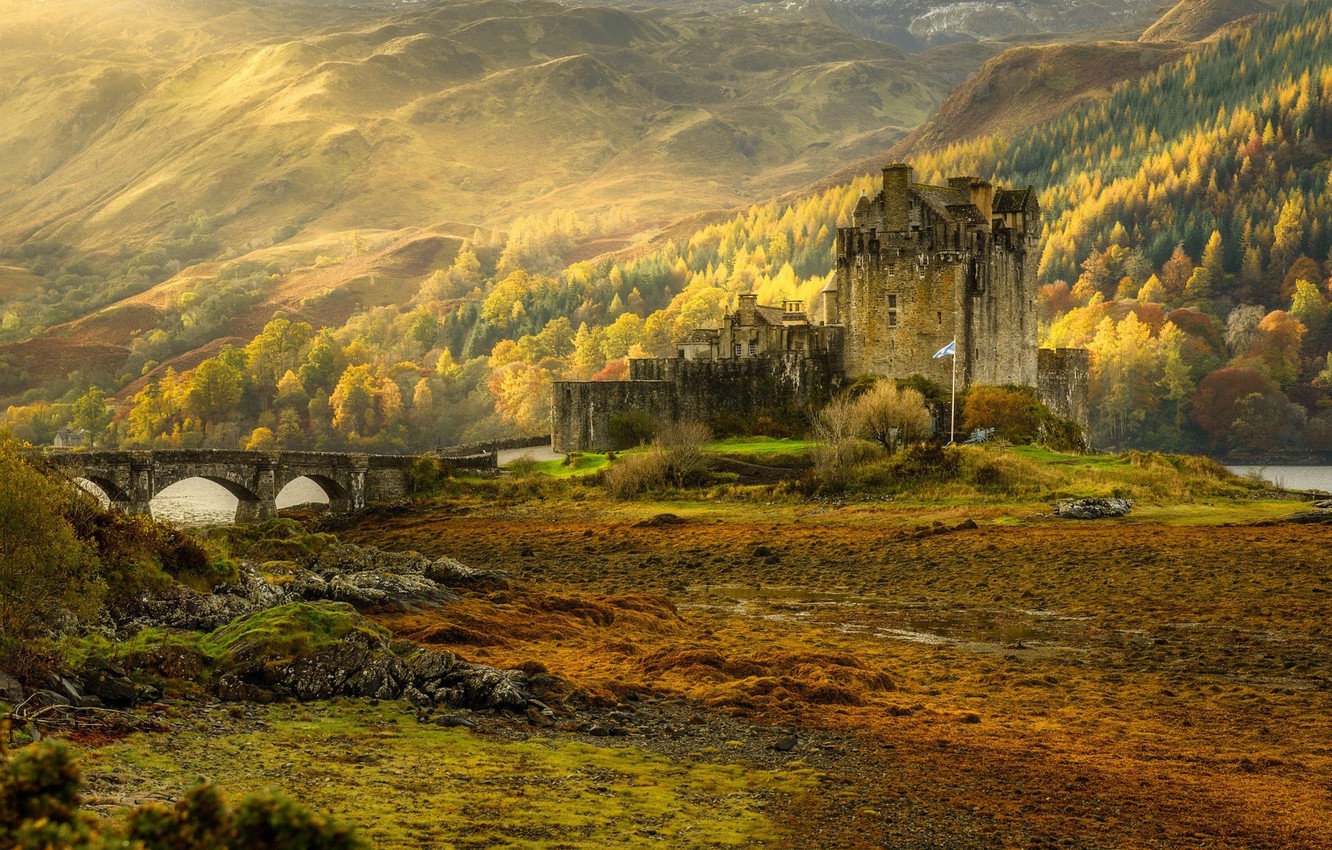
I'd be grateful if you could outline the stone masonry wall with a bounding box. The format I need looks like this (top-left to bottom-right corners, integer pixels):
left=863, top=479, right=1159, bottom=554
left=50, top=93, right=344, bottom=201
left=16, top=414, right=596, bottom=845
left=1037, top=347, right=1091, bottom=434
left=553, top=354, right=840, bottom=452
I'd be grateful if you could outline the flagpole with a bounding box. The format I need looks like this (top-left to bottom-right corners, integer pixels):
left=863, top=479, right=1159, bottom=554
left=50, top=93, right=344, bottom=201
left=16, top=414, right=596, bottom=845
left=949, top=347, right=956, bottom=446
left=933, top=338, right=958, bottom=445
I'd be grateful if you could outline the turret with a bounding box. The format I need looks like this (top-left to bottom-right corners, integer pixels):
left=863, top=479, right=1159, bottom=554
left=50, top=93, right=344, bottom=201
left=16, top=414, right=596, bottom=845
left=882, top=163, right=912, bottom=232
left=970, top=179, right=994, bottom=228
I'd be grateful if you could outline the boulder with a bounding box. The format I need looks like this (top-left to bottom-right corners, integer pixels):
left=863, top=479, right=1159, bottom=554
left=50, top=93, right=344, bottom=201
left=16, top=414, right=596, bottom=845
left=424, top=557, right=511, bottom=590
left=0, top=673, right=24, bottom=704
left=1283, top=510, right=1332, bottom=525
left=448, top=665, right=530, bottom=710
left=433, top=713, right=477, bottom=728
left=319, top=571, right=459, bottom=611
left=215, top=673, right=274, bottom=704
left=49, top=675, right=83, bottom=706
left=1054, top=498, right=1134, bottom=519
left=77, top=662, right=138, bottom=707
left=1312, top=499, right=1332, bottom=510
left=128, top=570, right=290, bottom=632
left=407, top=648, right=461, bottom=684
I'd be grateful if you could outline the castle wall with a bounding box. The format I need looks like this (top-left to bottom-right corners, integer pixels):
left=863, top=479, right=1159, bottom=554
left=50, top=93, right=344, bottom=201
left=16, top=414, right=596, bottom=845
left=1037, top=348, right=1091, bottom=434
left=553, top=354, right=840, bottom=452
left=552, top=380, right=678, bottom=454
left=967, top=229, right=1039, bottom=387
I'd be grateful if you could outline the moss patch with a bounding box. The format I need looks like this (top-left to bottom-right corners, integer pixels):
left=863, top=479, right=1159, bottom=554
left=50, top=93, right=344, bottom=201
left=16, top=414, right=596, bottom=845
left=199, top=602, right=387, bottom=664
left=84, top=702, right=812, bottom=849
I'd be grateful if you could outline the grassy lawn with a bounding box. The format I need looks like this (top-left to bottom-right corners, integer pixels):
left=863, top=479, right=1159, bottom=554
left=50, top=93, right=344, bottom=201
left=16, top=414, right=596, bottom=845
left=525, top=453, right=612, bottom=477
left=704, top=437, right=816, bottom=456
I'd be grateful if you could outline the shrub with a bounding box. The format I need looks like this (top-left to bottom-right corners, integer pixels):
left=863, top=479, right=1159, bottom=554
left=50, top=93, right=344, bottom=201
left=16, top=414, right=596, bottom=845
left=507, top=453, right=542, bottom=478
left=855, top=381, right=932, bottom=453
left=608, top=411, right=657, bottom=449
left=810, top=394, right=866, bottom=486
left=0, top=740, right=366, bottom=850
left=406, top=456, right=449, bottom=493
left=655, top=420, right=712, bottom=488
left=962, top=386, right=1042, bottom=443
left=602, top=451, right=669, bottom=499
left=889, top=441, right=960, bottom=482
left=0, top=439, right=103, bottom=665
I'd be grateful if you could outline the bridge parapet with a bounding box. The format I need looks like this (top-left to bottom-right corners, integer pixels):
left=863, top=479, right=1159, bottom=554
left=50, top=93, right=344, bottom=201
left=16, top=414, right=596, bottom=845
left=30, top=449, right=418, bottom=524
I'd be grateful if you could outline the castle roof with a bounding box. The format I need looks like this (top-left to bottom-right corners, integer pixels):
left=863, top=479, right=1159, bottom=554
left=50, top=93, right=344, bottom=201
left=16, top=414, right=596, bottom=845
left=995, top=187, right=1035, bottom=213
left=913, top=185, right=970, bottom=221
left=948, top=204, right=988, bottom=226
left=679, top=328, right=719, bottom=345
left=753, top=305, right=787, bottom=325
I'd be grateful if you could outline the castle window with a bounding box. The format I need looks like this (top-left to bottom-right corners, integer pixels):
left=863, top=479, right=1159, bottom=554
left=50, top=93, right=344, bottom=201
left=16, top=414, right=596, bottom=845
left=888, top=295, right=898, bottom=328
left=748, top=342, right=757, bottom=356
left=733, top=344, right=742, bottom=358
left=887, top=263, right=896, bottom=276
left=937, top=311, right=943, bottom=327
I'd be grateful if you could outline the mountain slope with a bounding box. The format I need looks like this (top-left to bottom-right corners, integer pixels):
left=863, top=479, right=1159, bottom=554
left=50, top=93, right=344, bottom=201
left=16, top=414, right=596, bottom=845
left=1140, top=0, right=1275, bottom=43
left=0, top=0, right=961, bottom=259
left=888, top=40, right=1187, bottom=158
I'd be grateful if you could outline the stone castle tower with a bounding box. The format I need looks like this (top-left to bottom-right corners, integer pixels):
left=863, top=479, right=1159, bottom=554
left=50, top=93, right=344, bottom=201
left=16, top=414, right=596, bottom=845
left=550, top=163, right=1088, bottom=453
left=822, top=163, right=1040, bottom=390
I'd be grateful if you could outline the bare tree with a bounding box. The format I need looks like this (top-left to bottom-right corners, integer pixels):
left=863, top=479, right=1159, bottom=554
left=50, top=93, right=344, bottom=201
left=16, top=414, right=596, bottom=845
left=812, top=393, right=862, bottom=482
left=656, top=420, right=712, bottom=488
left=1225, top=305, right=1267, bottom=356
left=855, top=381, right=931, bottom=453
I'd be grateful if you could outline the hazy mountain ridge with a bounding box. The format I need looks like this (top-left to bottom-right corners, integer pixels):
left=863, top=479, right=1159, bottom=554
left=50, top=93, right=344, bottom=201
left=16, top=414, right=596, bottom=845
left=0, top=0, right=957, bottom=260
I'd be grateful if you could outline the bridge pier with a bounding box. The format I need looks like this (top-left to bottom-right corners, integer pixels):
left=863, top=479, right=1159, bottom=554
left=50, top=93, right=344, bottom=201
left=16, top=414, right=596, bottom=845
left=130, top=459, right=154, bottom=515
left=235, top=465, right=278, bottom=524
left=234, top=496, right=278, bottom=524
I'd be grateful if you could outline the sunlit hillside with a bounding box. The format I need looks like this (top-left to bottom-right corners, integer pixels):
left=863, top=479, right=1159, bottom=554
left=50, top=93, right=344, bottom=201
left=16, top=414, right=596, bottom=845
left=0, top=0, right=963, bottom=261
left=3, top=0, right=1324, bottom=459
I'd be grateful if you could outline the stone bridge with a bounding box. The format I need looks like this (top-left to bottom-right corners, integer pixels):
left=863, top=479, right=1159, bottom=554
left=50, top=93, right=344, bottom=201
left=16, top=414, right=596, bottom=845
left=36, top=450, right=420, bottom=523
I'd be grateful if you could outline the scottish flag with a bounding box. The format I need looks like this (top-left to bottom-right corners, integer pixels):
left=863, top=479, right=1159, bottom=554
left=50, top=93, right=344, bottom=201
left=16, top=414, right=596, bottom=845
left=932, top=339, right=956, bottom=359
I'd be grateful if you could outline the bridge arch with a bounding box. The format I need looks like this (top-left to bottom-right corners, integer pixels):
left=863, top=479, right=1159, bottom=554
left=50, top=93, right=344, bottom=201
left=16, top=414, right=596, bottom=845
left=276, top=474, right=351, bottom=513
left=151, top=475, right=267, bottom=526
left=74, top=475, right=129, bottom=508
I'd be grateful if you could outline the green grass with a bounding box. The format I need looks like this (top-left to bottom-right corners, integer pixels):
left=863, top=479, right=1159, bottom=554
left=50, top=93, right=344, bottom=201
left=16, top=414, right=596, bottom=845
left=521, top=453, right=613, bottom=478
left=509, top=440, right=813, bottom=480
left=85, top=701, right=814, bottom=849
left=199, top=602, right=386, bottom=662
left=705, top=437, right=816, bottom=456
left=1008, top=445, right=1131, bottom=468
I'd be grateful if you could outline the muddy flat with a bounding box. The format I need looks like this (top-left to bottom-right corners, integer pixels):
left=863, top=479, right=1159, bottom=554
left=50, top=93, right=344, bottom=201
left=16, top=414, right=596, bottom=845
left=336, top=496, right=1332, bottom=849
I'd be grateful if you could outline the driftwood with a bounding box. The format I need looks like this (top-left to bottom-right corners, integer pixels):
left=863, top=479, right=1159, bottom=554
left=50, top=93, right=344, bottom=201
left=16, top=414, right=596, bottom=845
left=5, top=693, right=166, bottom=743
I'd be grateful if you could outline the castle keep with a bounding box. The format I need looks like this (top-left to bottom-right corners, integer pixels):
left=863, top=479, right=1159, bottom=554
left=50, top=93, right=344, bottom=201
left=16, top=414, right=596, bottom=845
left=552, top=164, right=1088, bottom=452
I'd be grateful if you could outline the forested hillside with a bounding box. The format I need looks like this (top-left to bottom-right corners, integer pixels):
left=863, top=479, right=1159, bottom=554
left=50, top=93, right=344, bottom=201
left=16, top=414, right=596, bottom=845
left=5, top=0, right=1330, bottom=456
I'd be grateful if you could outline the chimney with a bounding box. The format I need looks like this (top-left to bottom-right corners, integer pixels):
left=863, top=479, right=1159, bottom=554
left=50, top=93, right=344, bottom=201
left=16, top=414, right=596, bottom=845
left=883, top=163, right=912, bottom=232
left=738, top=293, right=757, bottom=326
left=970, top=179, right=994, bottom=228
left=948, top=176, right=973, bottom=191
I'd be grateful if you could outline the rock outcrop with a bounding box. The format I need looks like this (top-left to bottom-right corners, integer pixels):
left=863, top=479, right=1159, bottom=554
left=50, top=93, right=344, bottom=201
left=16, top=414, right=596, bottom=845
left=123, top=544, right=511, bottom=633
left=1053, top=497, right=1134, bottom=519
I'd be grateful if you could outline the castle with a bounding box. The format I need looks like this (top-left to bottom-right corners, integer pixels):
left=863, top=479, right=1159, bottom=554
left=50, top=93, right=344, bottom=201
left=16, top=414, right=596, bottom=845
left=552, top=164, right=1089, bottom=452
